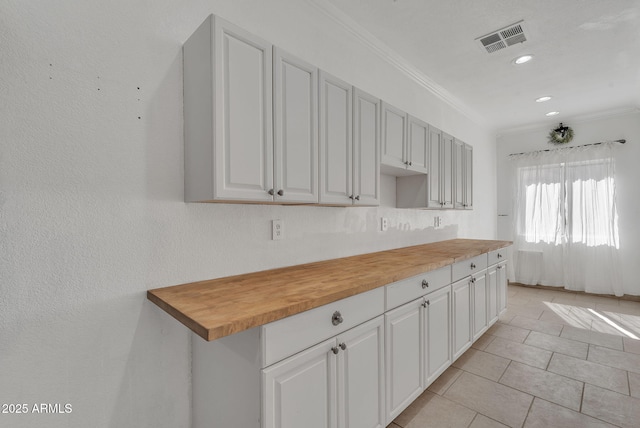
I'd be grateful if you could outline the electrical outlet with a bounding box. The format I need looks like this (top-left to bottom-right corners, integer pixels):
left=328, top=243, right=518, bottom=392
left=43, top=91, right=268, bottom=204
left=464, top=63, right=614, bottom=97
left=434, top=216, right=441, bottom=228
left=272, top=219, right=283, bottom=240
left=381, top=217, right=388, bottom=232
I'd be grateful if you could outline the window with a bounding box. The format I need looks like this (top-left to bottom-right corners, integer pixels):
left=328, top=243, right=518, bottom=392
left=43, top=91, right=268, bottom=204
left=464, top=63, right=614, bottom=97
left=518, top=157, right=619, bottom=248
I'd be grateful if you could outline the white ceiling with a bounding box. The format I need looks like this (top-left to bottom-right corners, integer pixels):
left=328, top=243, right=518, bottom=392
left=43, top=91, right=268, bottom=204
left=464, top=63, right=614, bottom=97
left=322, top=0, right=640, bottom=132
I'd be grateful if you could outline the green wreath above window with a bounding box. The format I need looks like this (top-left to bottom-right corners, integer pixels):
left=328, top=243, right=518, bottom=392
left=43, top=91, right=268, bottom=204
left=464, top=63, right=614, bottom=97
left=548, top=123, right=574, bottom=145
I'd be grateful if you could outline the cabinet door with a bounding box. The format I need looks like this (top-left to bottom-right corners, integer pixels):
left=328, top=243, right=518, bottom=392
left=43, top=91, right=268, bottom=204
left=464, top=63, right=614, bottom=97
left=385, top=299, right=423, bottom=422
left=427, top=126, right=442, bottom=208
left=452, top=138, right=464, bottom=209
left=184, top=15, right=273, bottom=202
left=472, top=272, right=488, bottom=341
left=263, top=338, right=337, bottom=428
left=214, top=16, right=274, bottom=201
left=442, top=133, right=454, bottom=208
left=423, top=286, right=452, bottom=387
left=337, top=317, right=385, bottom=428
left=380, top=102, right=407, bottom=171
left=407, top=116, right=429, bottom=174
left=273, top=48, right=318, bottom=203
left=452, top=278, right=472, bottom=360
left=497, top=262, right=508, bottom=314
left=319, top=71, right=352, bottom=205
left=464, top=143, right=473, bottom=209
left=487, top=266, right=499, bottom=326
left=353, top=88, right=380, bottom=206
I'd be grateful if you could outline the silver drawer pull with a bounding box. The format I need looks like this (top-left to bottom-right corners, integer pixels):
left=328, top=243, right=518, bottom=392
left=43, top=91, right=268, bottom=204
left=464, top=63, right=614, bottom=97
left=421, top=279, right=429, bottom=289
left=332, top=311, right=343, bottom=326
left=470, top=262, right=476, bottom=269
left=339, top=342, right=347, bottom=350
left=331, top=346, right=339, bottom=355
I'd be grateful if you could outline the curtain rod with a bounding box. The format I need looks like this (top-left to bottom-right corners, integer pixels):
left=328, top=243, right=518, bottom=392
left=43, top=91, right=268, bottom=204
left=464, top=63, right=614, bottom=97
left=508, top=139, right=626, bottom=156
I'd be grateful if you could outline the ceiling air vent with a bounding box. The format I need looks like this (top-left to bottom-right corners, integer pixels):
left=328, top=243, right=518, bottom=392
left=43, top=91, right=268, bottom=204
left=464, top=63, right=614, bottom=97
left=476, top=20, right=527, bottom=53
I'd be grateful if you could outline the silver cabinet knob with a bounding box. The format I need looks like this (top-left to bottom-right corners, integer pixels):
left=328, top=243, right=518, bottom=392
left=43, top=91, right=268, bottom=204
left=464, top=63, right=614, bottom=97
left=498, top=253, right=503, bottom=258
left=354, top=195, right=360, bottom=201
left=349, top=194, right=354, bottom=200
left=332, top=311, right=343, bottom=326
left=331, top=346, right=339, bottom=355
left=267, top=189, right=274, bottom=196
left=422, top=279, right=429, bottom=289
left=470, top=263, right=476, bottom=269
left=277, top=189, right=284, bottom=196
left=339, top=342, right=347, bottom=350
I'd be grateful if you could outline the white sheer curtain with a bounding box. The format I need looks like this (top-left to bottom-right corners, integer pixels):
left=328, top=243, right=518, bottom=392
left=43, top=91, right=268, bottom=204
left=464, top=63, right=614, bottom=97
left=510, top=143, right=623, bottom=296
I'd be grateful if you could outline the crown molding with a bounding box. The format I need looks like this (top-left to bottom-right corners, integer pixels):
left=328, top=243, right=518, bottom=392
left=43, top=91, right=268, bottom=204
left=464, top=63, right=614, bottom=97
left=306, top=0, right=487, bottom=127
left=497, top=107, right=640, bottom=137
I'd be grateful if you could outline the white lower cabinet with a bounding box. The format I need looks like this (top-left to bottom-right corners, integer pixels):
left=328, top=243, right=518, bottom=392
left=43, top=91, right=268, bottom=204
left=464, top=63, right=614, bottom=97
left=263, top=337, right=336, bottom=428
left=192, top=248, right=510, bottom=428
left=385, top=283, right=453, bottom=423
left=424, top=285, right=452, bottom=386
left=452, top=277, right=472, bottom=361
left=497, top=260, right=508, bottom=314
left=385, top=299, right=423, bottom=422
left=472, top=270, right=488, bottom=341
left=263, top=316, right=385, bottom=428
left=487, top=265, right=499, bottom=325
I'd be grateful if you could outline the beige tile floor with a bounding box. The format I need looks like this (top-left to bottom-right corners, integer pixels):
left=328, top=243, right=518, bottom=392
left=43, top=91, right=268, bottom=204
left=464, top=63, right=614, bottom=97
left=389, top=284, right=640, bottom=428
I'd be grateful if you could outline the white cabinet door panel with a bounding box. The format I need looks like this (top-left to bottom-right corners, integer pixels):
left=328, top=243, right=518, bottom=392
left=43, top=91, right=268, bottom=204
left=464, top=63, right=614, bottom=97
left=427, top=126, right=442, bottom=208
left=408, top=116, right=429, bottom=173
left=424, top=286, right=452, bottom=386
left=385, top=300, right=423, bottom=422
left=497, top=261, right=508, bottom=314
left=452, top=278, right=472, bottom=360
left=472, top=272, right=488, bottom=341
left=381, top=102, right=407, bottom=170
left=263, top=338, right=337, bottom=428
left=273, top=48, right=318, bottom=203
left=464, top=143, right=473, bottom=209
left=320, top=72, right=352, bottom=205
left=215, top=18, right=273, bottom=200
left=338, top=316, right=385, bottom=428
left=442, top=133, right=454, bottom=209
left=353, top=89, right=380, bottom=206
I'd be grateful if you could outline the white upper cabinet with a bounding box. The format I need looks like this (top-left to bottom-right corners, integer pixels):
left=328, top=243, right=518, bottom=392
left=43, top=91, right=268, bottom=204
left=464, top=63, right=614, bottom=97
left=273, top=48, right=319, bottom=203
left=453, top=138, right=464, bottom=209
left=441, top=133, right=454, bottom=209
left=454, top=139, right=473, bottom=209
left=407, top=116, right=429, bottom=174
left=380, top=102, right=407, bottom=172
left=184, top=15, right=274, bottom=202
left=319, top=75, right=379, bottom=206
left=464, top=143, right=473, bottom=209
left=380, top=103, right=429, bottom=175
left=183, top=14, right=470, bottom=208
left=352, top=88, right=381, bottom=206
left=319, top=71, right=353, bottom=205
left=427, top=126, right=442, bottom=208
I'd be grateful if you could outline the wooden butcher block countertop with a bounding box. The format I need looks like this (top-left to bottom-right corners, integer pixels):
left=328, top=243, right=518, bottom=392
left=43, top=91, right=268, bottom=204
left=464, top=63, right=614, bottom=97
left=147, top=238, right=511, bottom=341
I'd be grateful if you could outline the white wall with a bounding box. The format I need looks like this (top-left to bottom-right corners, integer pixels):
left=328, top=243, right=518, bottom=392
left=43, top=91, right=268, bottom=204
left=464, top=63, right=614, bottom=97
left=0, top=1, right=496, bottom=427
left=496, top=110, right=640, bottom=296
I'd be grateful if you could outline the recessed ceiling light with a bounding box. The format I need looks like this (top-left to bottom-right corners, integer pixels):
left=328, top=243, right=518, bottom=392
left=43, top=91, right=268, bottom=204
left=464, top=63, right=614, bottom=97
left=536, top=96, right=552, bottom=103
left=546, top=111, right=560, bottom=116
left=513, top=54, right=533, bottom=65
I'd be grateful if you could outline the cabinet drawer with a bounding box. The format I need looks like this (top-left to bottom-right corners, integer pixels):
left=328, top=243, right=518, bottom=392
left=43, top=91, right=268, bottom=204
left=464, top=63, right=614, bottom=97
left=385, top=266, right=451, bottom=310
left=261, top=287, right=384, bottom=367
left=488, top=248, right=508, bottom=266
left=452, top=254, right=487, bottom=282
